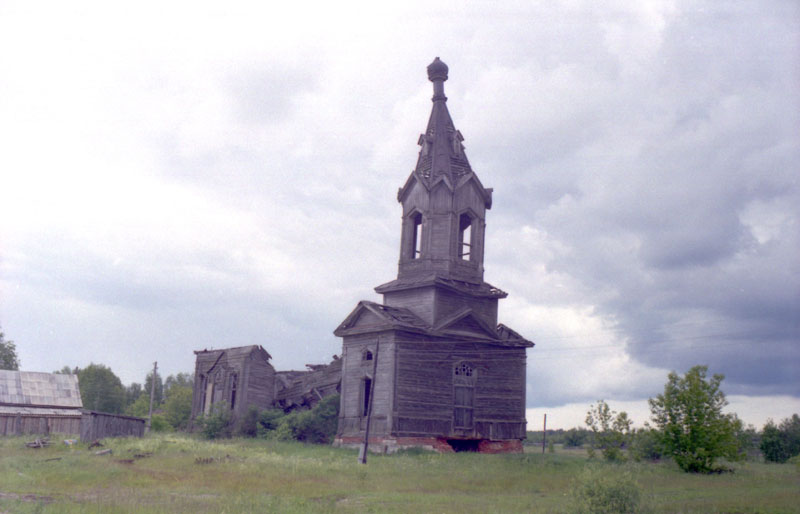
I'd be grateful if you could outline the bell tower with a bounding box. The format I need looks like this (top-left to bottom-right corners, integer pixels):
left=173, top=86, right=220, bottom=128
left=334, top=58, right=533, bottom=454
left=377, top=57, right=505, bottom=328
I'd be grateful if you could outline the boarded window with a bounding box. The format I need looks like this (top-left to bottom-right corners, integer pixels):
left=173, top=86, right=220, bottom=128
left=454, top=362, right=476, bottom=429
left=230, top=373, right=238, bottom=410
left=200, top=375, right=207, bottom=413
left=204, top=378, right=215, bottom=415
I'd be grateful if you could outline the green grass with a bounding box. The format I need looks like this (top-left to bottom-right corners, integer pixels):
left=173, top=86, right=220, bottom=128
left=0, top=436, right=798, bottom=513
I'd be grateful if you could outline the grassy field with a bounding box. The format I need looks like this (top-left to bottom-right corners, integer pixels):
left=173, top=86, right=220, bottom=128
left=1, top=434, right=798, bottom=513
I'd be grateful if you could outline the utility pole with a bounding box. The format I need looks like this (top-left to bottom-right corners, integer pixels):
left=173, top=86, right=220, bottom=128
left=542, top=413, right=547, bottom=455
left=146, top=361, right=157, bottom=434
left=359, top=338, right=380, bottom=464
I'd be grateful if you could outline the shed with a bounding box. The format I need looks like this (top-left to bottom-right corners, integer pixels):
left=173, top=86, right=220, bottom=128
left=0, top=370, right=83, bottom=436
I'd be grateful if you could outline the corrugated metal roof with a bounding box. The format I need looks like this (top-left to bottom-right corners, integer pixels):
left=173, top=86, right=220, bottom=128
left=0, top=370, right=83, bottom=408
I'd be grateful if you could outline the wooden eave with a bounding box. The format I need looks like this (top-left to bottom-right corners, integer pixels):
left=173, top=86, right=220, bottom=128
left=334, top=301, right=430, bottom=337
left=397, top=171, right=424, bottom=203
left=375, top=275, right=507, bottom=298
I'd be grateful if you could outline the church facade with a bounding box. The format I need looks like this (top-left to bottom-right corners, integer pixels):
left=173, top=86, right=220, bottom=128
left=334, top=58, right=533, bottom=453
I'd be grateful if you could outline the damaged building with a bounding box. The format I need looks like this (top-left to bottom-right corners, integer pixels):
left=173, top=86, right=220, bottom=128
left=189, top=345, right=341, bottom=422
left=333, top=58, right=534, bottom=453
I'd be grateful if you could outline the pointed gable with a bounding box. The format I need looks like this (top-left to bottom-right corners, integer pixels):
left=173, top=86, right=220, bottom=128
left=434, top=307, right=501, bottom=340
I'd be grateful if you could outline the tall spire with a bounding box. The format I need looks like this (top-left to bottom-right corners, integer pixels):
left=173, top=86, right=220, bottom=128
left=389, top=58, right=495, bottom=288
left=410, top=57, right=476, bottom=187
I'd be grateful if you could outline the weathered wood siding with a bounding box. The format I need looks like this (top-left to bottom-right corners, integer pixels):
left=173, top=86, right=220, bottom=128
left=240, top=353, right=275, bottom=416
left=190, top=346, right=276, bottom=423
left=337, top=332, right=395, bottom=438
left=383, top=287, right=436, bottom=324
left=433, top=288, right=498, bottom=328
left=393, top=338, right=527, bottom=439
left=0, top=413, right=81, bottom=436
left=79, top=411, right=145, bottom=441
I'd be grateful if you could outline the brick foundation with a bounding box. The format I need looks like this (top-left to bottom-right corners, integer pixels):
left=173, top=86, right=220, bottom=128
left=334, top=436, right=523, bottom=454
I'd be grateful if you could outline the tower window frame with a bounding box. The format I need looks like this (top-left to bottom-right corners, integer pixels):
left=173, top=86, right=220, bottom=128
left=458, top=213, right=474, bottom=261
left=411, top=212, right=423, bottom=259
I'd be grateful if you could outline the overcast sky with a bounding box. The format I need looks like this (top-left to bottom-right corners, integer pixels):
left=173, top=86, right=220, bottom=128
left=1, top=1, right=798, bottom=429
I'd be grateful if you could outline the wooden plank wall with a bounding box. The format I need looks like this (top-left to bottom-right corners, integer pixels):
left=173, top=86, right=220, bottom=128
left=241, top=354, right=275, bottom=415
left=394, top=339, right=527, bottom=439
left=338, top=333, right=395, bottom=438
left=0, top=414, right=81, bottom=436
left=434, top=288, right=498, bottom=327
left=79, top=412, right=145, bottom=441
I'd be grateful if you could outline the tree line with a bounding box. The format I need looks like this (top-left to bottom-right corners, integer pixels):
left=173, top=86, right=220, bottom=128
left=529, top=365, right=800, bottom=472
left=53, top=364, right=194, bottom=431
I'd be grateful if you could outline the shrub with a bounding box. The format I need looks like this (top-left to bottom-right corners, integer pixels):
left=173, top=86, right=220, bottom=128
left=149, top=414, right=172, bottom=432
left=275, top=394, right=340, bottom=444
left=570, top=467, right=645, bottom=514
left=630, top=428, right=662, bottom=462
left=200, top=402, right=233, bottom=439
left=257, top=409, right=287, bottom=438
left=235, top=406, right=262, bottom=437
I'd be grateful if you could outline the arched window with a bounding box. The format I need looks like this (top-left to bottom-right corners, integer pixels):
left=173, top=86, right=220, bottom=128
left=453, top=362, right=476, bottom=429
left=363, top=349, right=373, bottom=361
left=458, top=213, right=472, bottom=260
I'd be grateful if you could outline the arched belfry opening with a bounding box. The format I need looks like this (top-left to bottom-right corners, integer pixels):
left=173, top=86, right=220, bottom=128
left=458, top=213, right=473, bottom=261
left=334, top=58, right=534, bottom=454
left=411, top=212, right=423, bottom=259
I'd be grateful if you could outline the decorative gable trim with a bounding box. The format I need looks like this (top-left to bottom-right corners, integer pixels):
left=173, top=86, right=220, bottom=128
left=434, top=307, right=499, bottom=340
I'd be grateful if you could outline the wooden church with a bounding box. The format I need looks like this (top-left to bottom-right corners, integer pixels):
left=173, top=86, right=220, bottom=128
left=334, top=58, right=534, bottom=453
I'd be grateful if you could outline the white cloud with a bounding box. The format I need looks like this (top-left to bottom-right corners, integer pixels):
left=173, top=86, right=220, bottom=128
left=1, top=1, right=797, bottom=406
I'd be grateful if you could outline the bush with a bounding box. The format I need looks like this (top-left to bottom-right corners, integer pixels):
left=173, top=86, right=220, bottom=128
left=570, top=467, right=646, bottom=514
left=630, top=428, right=662, bottom=462
left=257, top=409, right=287, bottom=437
left=149, top=414, right=172, bottom=432
left=274, top=394, right=340, bottom=444
left=235, top=406, right=262, bottom=437
left=200, top=402, right=233, bottom=439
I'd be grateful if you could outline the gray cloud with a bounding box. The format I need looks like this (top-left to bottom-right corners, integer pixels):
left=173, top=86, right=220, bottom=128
left=1, top=1, right=797, bottom=418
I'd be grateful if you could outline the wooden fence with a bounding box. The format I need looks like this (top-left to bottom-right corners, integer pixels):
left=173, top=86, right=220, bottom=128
left=0, top=410, right=145, bottom=441
left=79, top=411, right=145, bottom=441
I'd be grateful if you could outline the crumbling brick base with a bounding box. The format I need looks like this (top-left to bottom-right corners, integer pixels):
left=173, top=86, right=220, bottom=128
left=333, top=436, right=523, bottom=454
